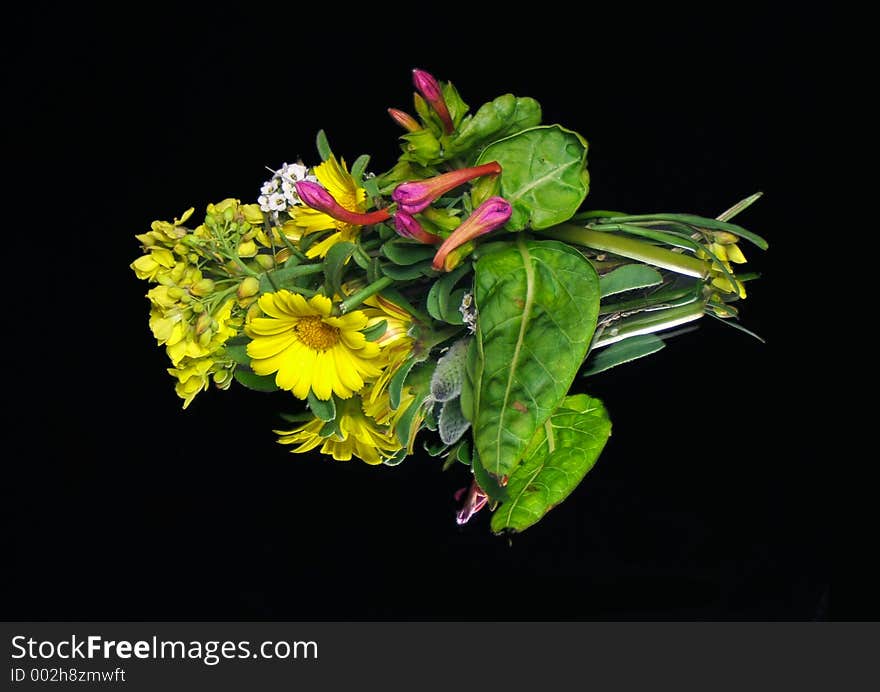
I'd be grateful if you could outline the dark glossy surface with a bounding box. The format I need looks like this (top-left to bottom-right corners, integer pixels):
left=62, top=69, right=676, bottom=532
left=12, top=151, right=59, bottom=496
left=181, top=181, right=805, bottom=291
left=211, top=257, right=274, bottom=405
left=3, top=8, right=829, bottom=620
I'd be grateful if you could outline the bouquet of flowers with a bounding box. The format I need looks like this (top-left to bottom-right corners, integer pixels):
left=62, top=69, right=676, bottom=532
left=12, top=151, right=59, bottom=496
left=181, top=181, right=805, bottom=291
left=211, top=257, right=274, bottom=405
left=131, top=69, right=766, bottom=533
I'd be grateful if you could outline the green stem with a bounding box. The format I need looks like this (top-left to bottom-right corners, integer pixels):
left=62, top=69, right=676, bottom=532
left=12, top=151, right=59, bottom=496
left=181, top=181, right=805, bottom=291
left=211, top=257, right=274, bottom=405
left=542, top=224, right=710, bottom=278
left=593, top=301, right=706, bottom=348
left=337, top=276, right=394, bottom=314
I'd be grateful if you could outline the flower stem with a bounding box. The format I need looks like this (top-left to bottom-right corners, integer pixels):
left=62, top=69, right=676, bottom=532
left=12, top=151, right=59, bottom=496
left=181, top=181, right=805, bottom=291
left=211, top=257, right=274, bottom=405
left=592, top=301, right=706, bottom=348
left=337, top=276, right=395, bottom=314
left=542, top=224, right=710, bottom=278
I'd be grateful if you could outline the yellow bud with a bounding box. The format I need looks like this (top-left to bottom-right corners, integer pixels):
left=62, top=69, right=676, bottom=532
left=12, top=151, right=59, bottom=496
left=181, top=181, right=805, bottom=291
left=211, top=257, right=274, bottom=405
left=725, top=243, right=747, bottom=264
left=191, top=278, right=216, bottom=296
left=246, top=301, right=262, bottom=322
left=238, top=276, right=260, bottom=299
left=195, top=312, right=213, bottom=334
left=238, top=240, right=257, bottom=257
left=191, top=302, right=205, bottom=314
left=713, top=231, right=739, bottom=245
left=241, top=204, right=264, bottom=225
left=213, top=368, right=234, bottom=388
left=255, top=254, right=275, bottom=270
left=173, top=243, right=188, bottom=256
left=198, top=329, right=214, bottom=347
left=167, top=286, right=185, bottom=300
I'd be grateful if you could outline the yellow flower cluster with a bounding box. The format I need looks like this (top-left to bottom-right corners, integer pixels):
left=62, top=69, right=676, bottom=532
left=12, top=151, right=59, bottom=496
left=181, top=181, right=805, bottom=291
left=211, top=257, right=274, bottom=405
left=700, top=231, right=748, bottom=299
left=131, top=199, right=269, bottom=408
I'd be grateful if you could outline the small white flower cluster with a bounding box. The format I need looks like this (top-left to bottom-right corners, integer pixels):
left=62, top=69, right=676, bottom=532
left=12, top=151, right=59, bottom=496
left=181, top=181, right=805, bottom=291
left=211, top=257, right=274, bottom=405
left=459, top=292, right=477, bottom=334
left=258, top=162, right=317, bottom=213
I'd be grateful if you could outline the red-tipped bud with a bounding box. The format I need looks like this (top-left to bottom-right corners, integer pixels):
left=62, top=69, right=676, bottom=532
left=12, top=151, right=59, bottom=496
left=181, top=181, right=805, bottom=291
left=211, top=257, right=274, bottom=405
left=412, top=68, right=454, bottom=134
left=392, top=161, right=502, bottom=214
left=394, top=212, right=443, bottom=245
left=432, top=197, right=512, bottom=271
left=388, top=108, right=421, bottom=133
left=295, top=181, right=390, bottom=226
left=455, top=480, right=488, bottom=525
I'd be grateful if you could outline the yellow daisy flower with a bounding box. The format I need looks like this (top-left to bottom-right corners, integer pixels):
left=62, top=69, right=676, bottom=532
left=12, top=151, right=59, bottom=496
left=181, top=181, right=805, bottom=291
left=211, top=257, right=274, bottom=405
left=245, top=291, right=382, bottom=400
left=292, top=155, right=367, bottom=258
left=275, top=397, right=402, bottom=465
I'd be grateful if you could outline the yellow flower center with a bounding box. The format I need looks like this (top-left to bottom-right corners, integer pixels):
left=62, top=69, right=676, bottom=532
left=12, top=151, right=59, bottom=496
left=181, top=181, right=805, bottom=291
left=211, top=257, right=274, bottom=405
left=295, top=315, right=340, bottom=350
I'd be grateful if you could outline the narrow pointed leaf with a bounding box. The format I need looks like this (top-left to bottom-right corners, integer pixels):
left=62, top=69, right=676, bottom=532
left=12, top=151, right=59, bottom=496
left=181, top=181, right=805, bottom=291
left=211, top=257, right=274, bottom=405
left=582, top=334, right=666, bottom=377
left=599, top=264, right=664, bottom=297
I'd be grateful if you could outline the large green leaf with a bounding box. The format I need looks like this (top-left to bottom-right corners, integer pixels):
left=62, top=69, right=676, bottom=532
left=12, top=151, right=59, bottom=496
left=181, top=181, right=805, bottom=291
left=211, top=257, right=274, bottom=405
left=447, top=94, right=542, bottom=156
left=476, top=125, right=589, bottom=231
left=490, top=393, right=611, bottom=533
left=471, top=237, right=599, bottom=494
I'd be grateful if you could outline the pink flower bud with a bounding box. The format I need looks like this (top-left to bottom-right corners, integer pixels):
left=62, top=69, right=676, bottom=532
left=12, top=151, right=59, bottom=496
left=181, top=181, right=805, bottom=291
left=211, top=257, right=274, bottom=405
left=387, top=108, right=421, bottom=133
left=412, top=68, right=454, bottom=134
left=394, top=212, right=442, bottom=245
left=295, top=181, right=390, bottom=226
left=432, top=197, right=512, bottom=272
left=392, top=161, right=502, bottom=214
left=455, top=480, right=488, bottom=525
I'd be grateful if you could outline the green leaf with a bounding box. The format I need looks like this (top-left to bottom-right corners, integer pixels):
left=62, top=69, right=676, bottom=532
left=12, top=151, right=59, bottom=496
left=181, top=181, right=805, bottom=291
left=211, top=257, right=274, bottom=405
left=426, top=263, right=470, bottom=324
left=350, top=154, right=370, bottom=186
left=323, top=242, right=356, bottom=297
left=233, top=367, right=278, bottom=392
left=476, top=125, right=589, bottom=231
left=448, top=94, right=542, bottom=156
left=471, top=237, right=600, bottom=494
left=316, top=129, right=332, bottom=161
left=380, top=260, right=435, bottom=280
left=438, top=397, right=470, bottom=445
left=393, top=362, right=433, bottom=448
left=389, top=357, right=418, bottom=410
left=362, top=319, right=387, bottom=342
left=382, top=240, right=437, bottom=266
left=401, top=129, right=443, bottom=166
left=259, top=261, right=323, bottom=293
left=441, top=81, right=469, bottom=127
left=430, top=338, right=470, bottom=402
left=223, top=341, right=251, bottom=367
left=599, top=264, right=664, bottom=297
left=307, top=391, right=336, bottom=422
left=490, top=393, right=611, bottom=533
left=582, top=334, right=666, bottom=377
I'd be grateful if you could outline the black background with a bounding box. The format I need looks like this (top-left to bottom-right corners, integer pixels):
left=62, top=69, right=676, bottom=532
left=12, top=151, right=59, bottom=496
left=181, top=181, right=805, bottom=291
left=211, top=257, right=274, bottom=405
left=4, top=7, right=829, bottom=620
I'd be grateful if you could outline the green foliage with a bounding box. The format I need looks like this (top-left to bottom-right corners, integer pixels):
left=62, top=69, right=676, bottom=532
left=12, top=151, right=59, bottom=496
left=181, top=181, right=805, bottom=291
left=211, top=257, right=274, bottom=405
left=599, top=264, right=664, bottom=297
left=323, top=242, right=356, bottom=297
left=448, top=94, right=542, bottom=157
left=307, top=391, right=336, bottom=422
left=476, top=125, right=589, bottom=230
left=233, top=367, right=279, bottom=392
left=582, top=335, right=666, bottom=377
left=470, top=237, right=600, bottom=497
left=490, top=394, right=611, bottom=533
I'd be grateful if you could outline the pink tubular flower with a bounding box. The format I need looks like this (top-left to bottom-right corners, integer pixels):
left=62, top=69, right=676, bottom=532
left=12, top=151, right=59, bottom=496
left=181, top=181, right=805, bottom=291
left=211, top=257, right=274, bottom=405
left=295, top=181, right=390, bottom=226
left=392, top=161, right=502, bottom=214
left=433, top=197, right=512, bottom=271
left=455, top=480, right=489, bottom=526
left=412, top=68, right=454, bottom=134
left=394, top=212, right=443, bottom=245
left=388, top=108, right=421, bottom=133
